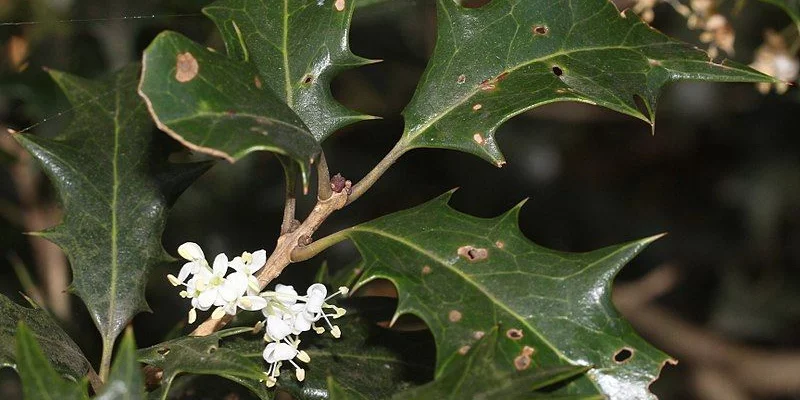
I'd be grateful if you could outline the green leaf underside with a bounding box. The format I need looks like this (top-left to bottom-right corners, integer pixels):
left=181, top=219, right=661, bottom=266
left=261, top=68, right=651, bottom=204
left=401, top=0, right=774, bottom=165
left=346, top=192, right=671, bottom=399
left=0, top=295, right=90, bottom=380
left=97, top=330, right=145, bottom=400
left=327, top=376, right=370, bottom=400
left=759, top=0, right=800, bottom=24
left=13, top=65, right=210, bottom=349
left=392, top=327, right=591, bottom=400
left=16, top=322, right=89, bottom=400
left=139, top=31, right=320, bottom=182
left=203, top=0, right=376, bottom=142
left=137, top=327, right=271, bottom=400
left=224, top=313, right=427, bottom=400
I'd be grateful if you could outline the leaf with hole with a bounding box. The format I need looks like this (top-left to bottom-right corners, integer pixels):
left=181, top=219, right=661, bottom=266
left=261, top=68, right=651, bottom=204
left=12, top=65, right=211, bottom=359
left=399, top=0, right=774, bottom=165
left=15, top=322, right=89, bottom=400
left=342, top=191, right=673, bottom=399
left=203, top=0, right=377, bottom=141
left=392, top=327, right=591, bottom=399
left=0, top=295, right=91, bottom=380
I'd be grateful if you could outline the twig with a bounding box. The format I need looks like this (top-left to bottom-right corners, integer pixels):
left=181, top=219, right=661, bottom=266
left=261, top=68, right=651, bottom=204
left=346, top=140, right=406, bottom=205
left=279, top=158, right=297, bottom=235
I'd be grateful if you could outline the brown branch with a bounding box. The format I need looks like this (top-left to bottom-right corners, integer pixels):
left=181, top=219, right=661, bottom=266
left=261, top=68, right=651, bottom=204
left=190, top=189, right=349, bottom=336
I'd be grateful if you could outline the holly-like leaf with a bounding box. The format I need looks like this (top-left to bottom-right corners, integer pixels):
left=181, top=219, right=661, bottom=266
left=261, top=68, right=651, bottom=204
left=0, top=295, right=90, bottom=380
left=203, top=0, right=377, bottom=141
left=393, top=328, right=591, bottom=399
left=343, top=192, right=672, bottom=399
left=96, top=329, right=145, bottom=400
left=15, top=322, right=89, bottom=400
left=759, top=0, right=800, bottom=24
left=137, top=327, right=271, bottom=400
left=12, top=65, right=211, bottom=355
left=327, top=376, right=370, bottom=400
left=399, top=0, right=774, bottom=165
left=225, top=312, right=430, bottom=400
left=139, top=31, right=320, bottom=183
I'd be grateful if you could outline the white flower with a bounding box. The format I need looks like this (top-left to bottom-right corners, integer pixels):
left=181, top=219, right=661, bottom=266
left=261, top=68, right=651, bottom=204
left=169, top=248, right=230, bottom=324
left=262, top=339, right=310, bottom=387
left=231, top=250, right=267, bottom=295
left=211, top=271, right=268, bottom=319
left=168, top=242, right=209, bottom=286
left=259, top=283, right=348, bottom=339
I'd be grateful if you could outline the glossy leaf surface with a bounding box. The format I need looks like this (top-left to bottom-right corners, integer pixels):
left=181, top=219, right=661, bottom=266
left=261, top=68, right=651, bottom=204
left=400, top=0, right=774, bottom=165
left=15, top=322, right=88, bottom=400
left=345, top=192, right=672, bottom=399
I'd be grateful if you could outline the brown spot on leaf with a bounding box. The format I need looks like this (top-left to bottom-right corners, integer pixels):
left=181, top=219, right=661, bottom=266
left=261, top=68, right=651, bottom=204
left=448, top=310, right=462, bottom=322
left=457, top=74, right=466, bottom=84
left=552, top=66, right=563, bottom=77
left=506, top=328, right=524, bottom=340
left=175, top=52, right=199, bottom=83
left=472, top=103, right=482, bottom=111
left=514, top=354, right=531, bottom=370
left=302, top=74, right=314, bottom=84
left=648, top=59, right=662, bottom=67
left=334, top=0, right=345, bottom=11
left=521, top=345, right=535, bottom=356
left=479, top=72, right=509, bottom=91
left=472, top=133, right=485, bottom=145
left=254, top=76, right=262, bottom=89
left=422, top=265, right=432, bottom=275
left=494, top=240, right=504, bottom=249
left=458, top=345, right=471, bottom=355
left=458, top=245, right=488, bottom=261
left=473, top=331, right=485, bottom=340
left=532, top=25, right=549, bottom=36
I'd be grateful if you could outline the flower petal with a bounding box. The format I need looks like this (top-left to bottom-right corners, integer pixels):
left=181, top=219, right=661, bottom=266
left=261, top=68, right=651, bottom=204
left=177, top=262, right=195, bottom=283
left=178, top=242, right=204, bottom=261
left=197, top=288, right=217, bottom=309
left=239, top=296, right=268, bottom=311
left=249, top=250, right=267, bottom=273
left=212, top=253, right=229, bottom=277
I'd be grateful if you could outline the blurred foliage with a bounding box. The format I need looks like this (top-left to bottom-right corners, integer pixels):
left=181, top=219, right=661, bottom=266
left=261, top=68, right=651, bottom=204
left=1, top=0, right=800, bottom=399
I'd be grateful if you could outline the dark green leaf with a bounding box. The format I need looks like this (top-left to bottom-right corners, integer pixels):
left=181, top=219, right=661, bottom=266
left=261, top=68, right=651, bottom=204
left=400, top=0, right=775, bottom=165
left=0, top=294, right=90, bottom=380
left=203, top=0, right=377, bottom=141
left=137, top=327, right=271, bottom=400
left=393, top=327, right=589, bottom=399
left=344, top=192, right=673, bottom=399
left=12, top=65, right=211, bottom=353
left=139, top=31, right=320, bottom=183
left=327, top=376, right=370, bottom=400
left=224, top=313, right=429, bottom=400
left=96, top=329, right=145, bottom=400
left=15, top=322, right=89, bottom=400
left=760, top=0, right=800, bottom=23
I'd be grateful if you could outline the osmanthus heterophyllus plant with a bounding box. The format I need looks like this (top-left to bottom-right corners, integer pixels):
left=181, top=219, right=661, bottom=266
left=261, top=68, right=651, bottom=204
left=0, top=0, right=791, bottom=399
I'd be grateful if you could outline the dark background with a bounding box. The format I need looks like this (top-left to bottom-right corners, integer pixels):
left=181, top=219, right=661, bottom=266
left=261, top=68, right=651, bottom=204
left=1, top=0, right=799, bottom=399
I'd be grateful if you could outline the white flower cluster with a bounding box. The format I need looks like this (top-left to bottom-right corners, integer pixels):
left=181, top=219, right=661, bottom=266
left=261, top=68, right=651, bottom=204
left=168, top=242, right=348, bottom=387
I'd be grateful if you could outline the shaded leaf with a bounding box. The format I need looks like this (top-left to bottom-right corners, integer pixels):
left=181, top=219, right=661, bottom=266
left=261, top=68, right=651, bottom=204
left=399, top=0, right=774, bottom=165
left=327, top=376, right=370, bottom=400
left=203, top=0, right=377, bottom=141
left=12, top=65, right=211, bottom=355
left=344, top=192, right=672, bottom=399
left=96, top=329, right=145, bottom=400
left=760, top=0, right=800, bottom=24
left=15, top=322, right=89, bottom=400
left=140, top=31, right=320, bottom=184
left=0, top=294, right=90, bottom=380
left=225, top=312, right=430, bottom=400
left=137, top=327, right=271, bottom=400
left=393, top=327, right=589, bottom=399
